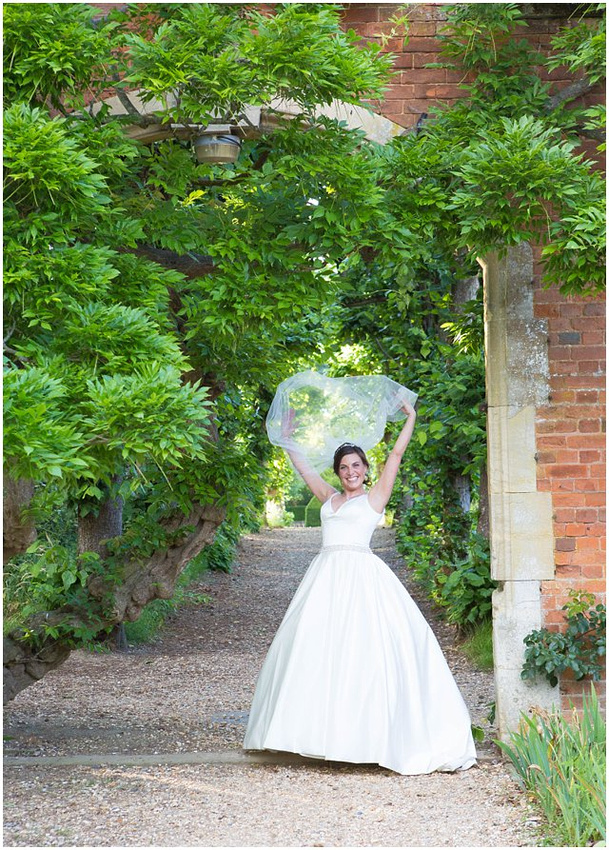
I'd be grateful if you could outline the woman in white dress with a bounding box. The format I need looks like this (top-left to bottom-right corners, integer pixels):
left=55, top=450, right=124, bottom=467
left=243, top=401, right=477, bottom=775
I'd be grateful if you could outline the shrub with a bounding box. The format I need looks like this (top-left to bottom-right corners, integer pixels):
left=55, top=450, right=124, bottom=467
left=397, top=511, right=496, bottom=632
left=522, top=590, right=606, bottom=688
left=436, top=532, right=496, bottom=631
left=305, top=496, right=322, bottom=527
left=286, top=503, right=306, bottom=523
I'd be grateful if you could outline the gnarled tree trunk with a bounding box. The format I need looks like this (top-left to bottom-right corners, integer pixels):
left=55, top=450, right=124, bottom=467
left=3, top=633, right=72, bottom=704
left=77, top=484, right=124, bottom=560
left=3, top=476, right=37, bottom=564
left=3, top=500, right=225, bottom=703
left=87, top=502, right=226, bottom=621
left=78, top=481, right=126, bottom=650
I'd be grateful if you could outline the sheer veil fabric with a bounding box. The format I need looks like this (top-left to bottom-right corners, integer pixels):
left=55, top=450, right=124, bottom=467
left=265, top=371, right=418, bottom=472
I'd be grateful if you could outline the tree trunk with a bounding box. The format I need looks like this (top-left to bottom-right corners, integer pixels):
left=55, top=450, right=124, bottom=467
left=77, top=485, right=125, bottom=649
left=89, top=503, right=226, bottom=622
left=77, top=487, right=124, bottom=559
left=451, top=473, right=472, bottom=513
left=453, top=274, right=480, bottom=305
left=3, top=500, right=225, bottom=703
left=3, top=631, right=71, bottom=704
left=3, top=476, right=37, bottom=564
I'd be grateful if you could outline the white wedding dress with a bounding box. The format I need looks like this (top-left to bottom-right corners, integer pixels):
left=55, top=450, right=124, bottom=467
left=243, top=493, right=477, bottom=775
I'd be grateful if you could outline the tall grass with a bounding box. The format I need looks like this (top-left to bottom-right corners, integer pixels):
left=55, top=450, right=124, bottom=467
left=498, top=686, right=606, bottom=847
left=461, top=618, right=494, bottom=670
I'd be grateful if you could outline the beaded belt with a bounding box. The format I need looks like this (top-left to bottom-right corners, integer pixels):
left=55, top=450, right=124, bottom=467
left=320, top=544, right=372, bottom=554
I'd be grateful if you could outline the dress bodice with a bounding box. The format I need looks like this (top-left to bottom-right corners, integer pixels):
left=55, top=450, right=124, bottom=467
left=320, top=493, right=384, bottom=548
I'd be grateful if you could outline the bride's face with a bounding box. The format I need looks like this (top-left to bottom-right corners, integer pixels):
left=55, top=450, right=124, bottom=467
left=337, top=453, right=368, bottom=492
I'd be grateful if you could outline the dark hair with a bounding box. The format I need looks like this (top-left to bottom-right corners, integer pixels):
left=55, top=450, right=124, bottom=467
left=333, top=443, right=370, bottom=479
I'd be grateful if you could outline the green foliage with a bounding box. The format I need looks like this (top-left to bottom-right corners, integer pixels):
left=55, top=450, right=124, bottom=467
left=521, top=590, right=606, bottom=688
left=396, top=492, right=494, bottom=631
left=3, top=3, right=118, bottom=110
left=440, top=297, right=484, bottom=357
left=347, top=2, right=606, bottom=630
left=3, top=367, right=89, bottom=483
left=548, top=10, right=607, bottom=151
left=4, top=100, right=209, bottom=502
left=333, top=256, right=490, bottom=630
left=437, top=3, right=533, bottom=68
left=436, top=532, right=495, bottom=629
left=447, top=115, right=606, bottom=294
left=4, top=545, right=112, bottom=647
left=82, top=365, right=211, bottom=471
left=451, top=116, right=589, bottom=238
left=542, top=185, right=606, bottom=294
left=392, top=3, right=606, bottom=294
left=124, top=4, right=393, bottom=124
left=3, top=499, right=115, bottom=647
left=3, top=2, right=397, bottom=649
left=4, top=103, right=111, bottom=225
left=435, top=3, right=549, bottom=115
left=547, top=12, right=606, bottom=85
left=498, top=686, right=606, bottom=847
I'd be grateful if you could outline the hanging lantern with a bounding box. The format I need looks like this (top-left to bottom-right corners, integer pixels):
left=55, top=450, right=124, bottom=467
left=193, top=133, right=241, bottom=164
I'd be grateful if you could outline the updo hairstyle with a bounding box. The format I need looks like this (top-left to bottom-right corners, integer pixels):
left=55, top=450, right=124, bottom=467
left=333, top=443, right=371, bottom=484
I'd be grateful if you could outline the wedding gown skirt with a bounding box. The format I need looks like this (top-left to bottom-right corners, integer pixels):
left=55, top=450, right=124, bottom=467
left=243, top=494, right=477, bottom=775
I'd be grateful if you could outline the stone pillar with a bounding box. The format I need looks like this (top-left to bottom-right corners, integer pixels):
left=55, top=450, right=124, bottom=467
left=479, top=243, right=559, bottom=739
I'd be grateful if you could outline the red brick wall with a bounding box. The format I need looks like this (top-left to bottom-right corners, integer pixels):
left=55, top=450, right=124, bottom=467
left=342, top=2, right=468, bottom=129
left=343, top=3, right=604, bottom=131
left=535, top=267, right=606, bottom=712
left=90, top=3, right=126, bottom=16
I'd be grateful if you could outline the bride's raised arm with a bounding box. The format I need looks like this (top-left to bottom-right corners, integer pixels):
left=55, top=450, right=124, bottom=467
left=368, top=402, right=417, bottom=513
left=281, top=408, right=337, bottom=504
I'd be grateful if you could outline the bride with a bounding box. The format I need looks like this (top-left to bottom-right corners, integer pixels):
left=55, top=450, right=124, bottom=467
left=243, top=400, right=477, bottom=775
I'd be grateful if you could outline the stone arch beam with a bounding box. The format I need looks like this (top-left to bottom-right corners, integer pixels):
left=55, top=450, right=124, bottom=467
left=88, top=91, right=403, bottom=146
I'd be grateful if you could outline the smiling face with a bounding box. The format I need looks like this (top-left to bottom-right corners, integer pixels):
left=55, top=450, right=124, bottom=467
left=337, top=452, right=368, bottom=494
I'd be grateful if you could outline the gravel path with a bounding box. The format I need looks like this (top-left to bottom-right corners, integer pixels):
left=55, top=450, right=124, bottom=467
left=4, top=526, right=537, bottom=847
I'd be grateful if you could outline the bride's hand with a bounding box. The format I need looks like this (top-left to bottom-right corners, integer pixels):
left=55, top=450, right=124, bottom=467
left=281, top=407, right=297, bottom=439
left=402, top=401, right=416, bottom=417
